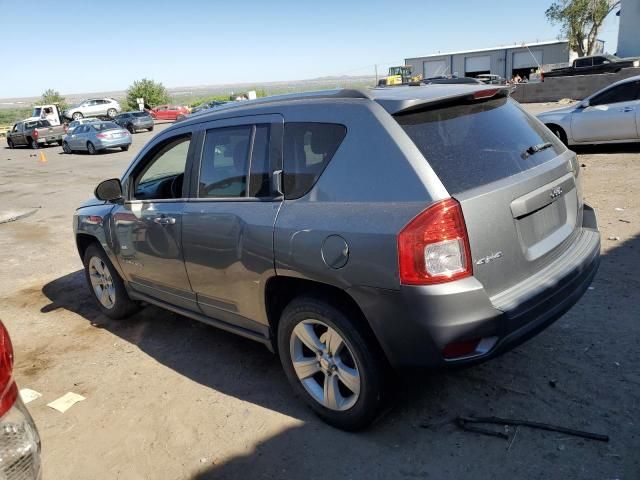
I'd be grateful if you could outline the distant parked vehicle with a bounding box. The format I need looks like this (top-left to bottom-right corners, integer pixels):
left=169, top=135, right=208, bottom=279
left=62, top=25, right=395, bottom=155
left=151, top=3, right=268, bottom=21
left=6, top=119, right=67, bottom=149
left=114, top=111, right=154, bottom=133
left=67, top=118, right=101, bottom=134
left=190, top=100, right=229, bottom=114
left=544, top=54, right=640, bottom=78
left=422, top=76, right=483, bottom=85
left=62, top=121, right=131, bottom=154
left=63, top=98, right=122, bottom=121
left=148, top=105, right=190, bottom=121
left=537, top=75, right=640, bottom=145
left=477, top=74, right=507, bottom=85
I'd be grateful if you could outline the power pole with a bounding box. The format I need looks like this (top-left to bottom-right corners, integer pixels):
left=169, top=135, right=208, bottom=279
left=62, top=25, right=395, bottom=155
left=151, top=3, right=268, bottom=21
left=375, top=64, right=378, bottom=85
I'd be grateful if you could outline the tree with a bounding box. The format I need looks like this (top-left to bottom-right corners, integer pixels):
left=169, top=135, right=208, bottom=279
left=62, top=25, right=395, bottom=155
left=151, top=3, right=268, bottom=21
left=125, top=78, right=170, bottom=110
left=39, top=89, right=66, bottom=109
left=546, top=0, right=620, bottom=57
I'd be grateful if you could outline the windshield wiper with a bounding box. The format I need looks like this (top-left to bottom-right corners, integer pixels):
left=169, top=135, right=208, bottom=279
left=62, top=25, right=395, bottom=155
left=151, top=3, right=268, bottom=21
left=522, top=142, right=553, bottom=159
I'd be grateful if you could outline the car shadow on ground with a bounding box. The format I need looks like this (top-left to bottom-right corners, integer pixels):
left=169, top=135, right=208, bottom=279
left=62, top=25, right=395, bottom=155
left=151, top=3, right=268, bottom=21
left=39, top=234, right=640, bottom=478
left=571, top=143, right=640, bottom=155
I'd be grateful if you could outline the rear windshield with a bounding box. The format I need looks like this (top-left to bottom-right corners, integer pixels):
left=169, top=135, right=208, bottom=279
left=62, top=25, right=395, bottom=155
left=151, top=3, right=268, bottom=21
left=132, top=112, right=149, bottom=118
left=395, top=97, right=563, bottom=194
left=92, top=122, right=120, bottom=131
left=25, top=120, right=50, bottom=128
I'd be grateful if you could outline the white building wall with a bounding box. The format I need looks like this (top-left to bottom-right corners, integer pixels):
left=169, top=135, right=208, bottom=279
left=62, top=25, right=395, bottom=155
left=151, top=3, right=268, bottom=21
left=617, top=0, right=640, bottom=57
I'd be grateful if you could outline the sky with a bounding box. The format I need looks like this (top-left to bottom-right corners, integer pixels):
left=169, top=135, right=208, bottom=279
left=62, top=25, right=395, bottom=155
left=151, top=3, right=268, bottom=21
left=0, top=0, right=621, bottom=98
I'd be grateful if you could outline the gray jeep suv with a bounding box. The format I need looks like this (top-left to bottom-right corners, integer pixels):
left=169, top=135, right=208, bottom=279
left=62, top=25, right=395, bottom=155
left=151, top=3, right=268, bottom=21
left=74, top=86, right=600, bottom=430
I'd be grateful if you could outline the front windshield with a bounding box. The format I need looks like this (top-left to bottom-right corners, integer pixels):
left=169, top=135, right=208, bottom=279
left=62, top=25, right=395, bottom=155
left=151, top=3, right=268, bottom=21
left=604, top=54, right=621, bottom=61
left=32, top=107, right=42, bottom=117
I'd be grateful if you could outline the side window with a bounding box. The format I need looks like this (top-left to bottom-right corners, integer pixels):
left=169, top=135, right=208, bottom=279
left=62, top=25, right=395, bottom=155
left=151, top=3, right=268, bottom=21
left=590, top=81, right=639, bottom=106
left=592, top=57, right=606, bottom=66
left=133, top=135, right=191, bottom=200
left=575, top=58, right=592, bottom=68
left=249, top=125, right=271, bottom=197
left=282, top=123, right=347, bottom=199
left=199, top=126, right=251, bottom=198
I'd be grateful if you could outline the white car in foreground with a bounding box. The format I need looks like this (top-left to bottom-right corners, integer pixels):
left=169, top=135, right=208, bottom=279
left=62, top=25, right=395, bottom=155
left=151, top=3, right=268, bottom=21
left=537, top=75, right=640, bottom=145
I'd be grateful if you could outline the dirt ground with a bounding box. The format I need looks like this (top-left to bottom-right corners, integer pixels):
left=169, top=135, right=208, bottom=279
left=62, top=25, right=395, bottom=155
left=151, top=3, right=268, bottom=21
left=0, top=106, right=638, bottom=480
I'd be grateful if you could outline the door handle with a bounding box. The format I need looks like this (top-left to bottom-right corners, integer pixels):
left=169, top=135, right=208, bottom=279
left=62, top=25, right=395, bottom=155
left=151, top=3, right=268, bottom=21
left=620, top=107, right=634, bottom=112
left=153, top=216, right=176, bottom=225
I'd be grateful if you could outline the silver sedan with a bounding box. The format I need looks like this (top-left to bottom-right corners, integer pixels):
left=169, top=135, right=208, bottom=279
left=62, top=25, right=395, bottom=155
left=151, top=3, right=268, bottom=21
left=537, top=75, right=640, bottom=145
left=62, top=121, right=131, bottom=154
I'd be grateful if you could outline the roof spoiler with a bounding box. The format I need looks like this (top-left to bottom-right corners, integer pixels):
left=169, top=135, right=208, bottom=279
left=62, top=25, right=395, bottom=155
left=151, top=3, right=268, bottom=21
left=389, top=86, right=511, bottom=116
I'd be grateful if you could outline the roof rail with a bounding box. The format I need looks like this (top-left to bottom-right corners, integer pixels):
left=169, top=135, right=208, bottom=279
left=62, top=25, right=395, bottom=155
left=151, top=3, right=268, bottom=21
left=214, top=88, right=372, bottom=111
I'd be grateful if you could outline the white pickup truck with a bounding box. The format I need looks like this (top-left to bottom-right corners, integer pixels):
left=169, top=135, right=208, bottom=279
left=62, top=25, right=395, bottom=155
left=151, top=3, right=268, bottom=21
left=25, top=104, right=64, bottom=126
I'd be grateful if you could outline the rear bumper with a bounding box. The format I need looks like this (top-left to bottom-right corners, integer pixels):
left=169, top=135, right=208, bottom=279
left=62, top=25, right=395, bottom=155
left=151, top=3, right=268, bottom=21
left=132, top=120, right=154, bottom=130
left=350, top=204, right=600, bottom=369
left=95, top=137, right=132, bottom=149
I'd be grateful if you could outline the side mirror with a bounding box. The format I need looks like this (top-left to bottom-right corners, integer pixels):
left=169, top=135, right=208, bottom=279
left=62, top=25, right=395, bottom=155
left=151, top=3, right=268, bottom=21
left=95, top=178, right=123, bottom=202
left=578, top=100, right=590, bottom=109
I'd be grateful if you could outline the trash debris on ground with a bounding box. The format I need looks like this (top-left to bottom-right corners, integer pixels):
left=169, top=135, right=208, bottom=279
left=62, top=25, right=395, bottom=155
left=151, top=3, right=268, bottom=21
left=0, top=207, right=40, bottom=225
left=607, top=236, right=621, bottom=241
left=456, top=415, right=609, bottom=442
left=618, top=219, right=631, bottom=224
left=614, top=207, right=625, bottom=211
left=20, top=388, right=42, bottom=404
left=47, top=392, right=86, bottom=413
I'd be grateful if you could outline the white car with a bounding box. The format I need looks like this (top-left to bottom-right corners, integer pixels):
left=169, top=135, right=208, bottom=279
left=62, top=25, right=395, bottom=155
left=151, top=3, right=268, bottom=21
left=66, top=117, right=101, bottom=134
left=63, top=98, right=122, bottom=121
left=537, top=75, right=640, bottom=145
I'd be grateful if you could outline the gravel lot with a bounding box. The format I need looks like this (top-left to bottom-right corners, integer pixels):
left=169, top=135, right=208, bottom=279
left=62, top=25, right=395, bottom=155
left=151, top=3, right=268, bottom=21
left=0, top=106, right=638, bottom=480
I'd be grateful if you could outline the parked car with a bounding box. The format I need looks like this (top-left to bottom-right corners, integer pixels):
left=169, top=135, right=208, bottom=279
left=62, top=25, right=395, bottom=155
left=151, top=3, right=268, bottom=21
left=148, top=105, right=190, bottom=121
left=190, top=100, right=229, bottom=114
left=0, top=320, right=42, bottom=479
left=6, top=119, right=67, bottom=149
left=537, top=75, right=640, bottom=145
left=477, top=74, right=507, bottom=85
left=114, top=111, right=154, bottom=133
left=67, top=118, right=101, bottom=134
left=544, top=54, right=640, bottom=78
left=63, top=98, right=122, bottom=121
left=75, top=86, right=600, bottom=430
left=422, top=76, right=483, bottom=85
left=62, top=121, right=131, bottom=154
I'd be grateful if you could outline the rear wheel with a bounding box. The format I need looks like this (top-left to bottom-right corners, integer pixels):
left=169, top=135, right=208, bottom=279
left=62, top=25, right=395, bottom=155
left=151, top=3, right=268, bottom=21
left=28, top=138, right=37, bottom=149
left=176, top=114, right=185, bottom=122
left=72, top=112, right=83, bottom=121
left=148, top=126, right=154, bottom=132
left=107, top=108, right=117, bottom=118
left=57, top=140, right=63, bottom=146
left=127, top=124, right=134, bottom=134
left=278, top=296, right=387, bottom=431
left=121, top=145, right=129, bottom=151
left=7, top=139, right=13, bottom=149
left=62, top=142, right=72, bottom=154
left=87, top=142, right=96, bottom=155
left=548, top=125, right=567, bottom=145
left=83, top=243, right=139, bottom=319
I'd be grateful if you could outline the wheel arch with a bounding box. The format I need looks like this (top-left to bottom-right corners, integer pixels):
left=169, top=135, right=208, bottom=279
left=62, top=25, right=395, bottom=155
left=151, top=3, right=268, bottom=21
left=544, top=122, right=568, bottom=144
left=76, top=233, right=100, bottom=261
left=264, top=276, right=385, bottom=358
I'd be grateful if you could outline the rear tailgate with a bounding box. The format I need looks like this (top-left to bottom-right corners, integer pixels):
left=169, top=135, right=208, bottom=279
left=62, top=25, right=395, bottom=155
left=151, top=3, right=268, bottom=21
left=395, top=94, right=583, bottom=301
left=36, top=125, right=65, bottom=142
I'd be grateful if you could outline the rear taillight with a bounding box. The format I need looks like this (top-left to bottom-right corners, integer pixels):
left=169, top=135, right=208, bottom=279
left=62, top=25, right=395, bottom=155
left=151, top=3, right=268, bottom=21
left=96, top=133, right=108, bottom=139
left=0, top=322, right=17, bottom=417
left=32, top=129, right=38, bottom=139
left=473, top=89, right=500, bottom=100
left=64, top=124, right=68, bottom=133
left=398, top=198, right=472, bottom=285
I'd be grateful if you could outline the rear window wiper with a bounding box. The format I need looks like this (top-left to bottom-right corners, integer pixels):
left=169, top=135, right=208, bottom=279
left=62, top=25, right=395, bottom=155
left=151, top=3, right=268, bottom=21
left=522, top=142, right=553, bottom=159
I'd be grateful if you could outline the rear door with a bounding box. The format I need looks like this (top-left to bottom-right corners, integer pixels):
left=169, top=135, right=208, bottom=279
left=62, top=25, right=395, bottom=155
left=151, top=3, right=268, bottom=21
left=396, top=95, right=580, bottom=302
left=571, top=80, right=640, bottom=142
left=182, top=114, right=283, bottom=332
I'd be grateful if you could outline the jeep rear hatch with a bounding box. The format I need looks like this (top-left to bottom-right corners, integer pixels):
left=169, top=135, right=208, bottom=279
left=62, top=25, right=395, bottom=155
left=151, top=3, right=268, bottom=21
left=394, top=93, right=583, bottom=306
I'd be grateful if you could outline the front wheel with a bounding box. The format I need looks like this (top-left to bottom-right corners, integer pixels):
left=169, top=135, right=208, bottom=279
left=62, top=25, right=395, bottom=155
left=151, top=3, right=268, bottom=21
left=121, top=145, right=129, bottom=151
left=87, top=142, right=96, bottom=155
left=278, top=297, right=387, bottom=431
left=7, top=139, right=13, bottom=149
left=62, top=141, right=72, bottom=154
left=83, top=243, right=140, bottom=319
left=148, top=126, right=154, bottom=132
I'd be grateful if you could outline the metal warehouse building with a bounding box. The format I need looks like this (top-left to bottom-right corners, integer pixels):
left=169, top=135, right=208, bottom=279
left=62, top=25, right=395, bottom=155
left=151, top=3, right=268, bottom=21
left=405, top=40, right=572, bottom=80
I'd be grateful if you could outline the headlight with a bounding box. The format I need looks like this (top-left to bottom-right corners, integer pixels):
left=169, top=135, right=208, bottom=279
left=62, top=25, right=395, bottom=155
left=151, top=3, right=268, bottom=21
left=633, top=60, right=639, bottom=67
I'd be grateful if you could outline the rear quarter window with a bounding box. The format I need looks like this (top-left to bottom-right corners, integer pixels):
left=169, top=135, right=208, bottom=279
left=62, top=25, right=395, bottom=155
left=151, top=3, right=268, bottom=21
left=283, top=122, right=346, bottom=199
left=395, top=97, right=563, bottom=194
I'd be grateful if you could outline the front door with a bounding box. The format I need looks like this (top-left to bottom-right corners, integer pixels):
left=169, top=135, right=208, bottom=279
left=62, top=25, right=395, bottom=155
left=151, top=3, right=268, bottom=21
left=111, top=132, right=197, bottom=310
left=572, top=80, right=640, bottom=142
left=182, top=115, right=283, bottom=332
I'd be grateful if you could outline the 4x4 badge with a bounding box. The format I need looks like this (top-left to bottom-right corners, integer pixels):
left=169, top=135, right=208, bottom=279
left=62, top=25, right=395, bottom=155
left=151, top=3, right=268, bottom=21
left=476, top=251, right=503, bottom=265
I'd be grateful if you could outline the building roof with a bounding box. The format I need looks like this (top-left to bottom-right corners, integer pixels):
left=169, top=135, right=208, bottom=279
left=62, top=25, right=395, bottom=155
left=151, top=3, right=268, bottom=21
left=405, top=39, right=568, bottom=61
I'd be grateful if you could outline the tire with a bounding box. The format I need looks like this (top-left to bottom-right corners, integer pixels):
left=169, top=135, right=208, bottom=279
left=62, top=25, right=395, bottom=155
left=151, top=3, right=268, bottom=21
left=72, top=112, right=83, bottom=120
left=62, top=141, right=72, bottom=154
left=121, top=145, right=129, bottom=151
left=28, top=138, right=37, bottom=149
left=148, top=126, right=154, bottom=132
left=7, top=139, right=13, bottom=149
left=126, top=124, right=134, bottom=134
left=87, top=142, right=96, bottom=155
left=277, top=296, right=387, bottom=431
left=57, top=140, right=63, bottom=146
left=176, top=114, right=185, bottom=122
left=548, top=124, right=567, bottom=145
left=83, top=243, right=140, bottom=320
left=107, top=108, right=117, bottom=118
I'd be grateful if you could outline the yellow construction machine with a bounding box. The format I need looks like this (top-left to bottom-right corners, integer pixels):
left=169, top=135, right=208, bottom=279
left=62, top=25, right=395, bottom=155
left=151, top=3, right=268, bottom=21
left=378, top=65, right=423, bottom=86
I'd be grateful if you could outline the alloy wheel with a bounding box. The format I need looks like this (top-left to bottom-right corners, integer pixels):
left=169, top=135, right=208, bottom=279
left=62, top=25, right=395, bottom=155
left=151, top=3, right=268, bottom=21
left=88, top=256, right=116, bottom=309
left=289, top=319, right=360, bottom=411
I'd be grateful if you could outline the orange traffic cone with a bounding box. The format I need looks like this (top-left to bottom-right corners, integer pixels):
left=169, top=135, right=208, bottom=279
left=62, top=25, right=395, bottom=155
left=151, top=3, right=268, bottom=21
left=38, top=151, right=47, bottom=164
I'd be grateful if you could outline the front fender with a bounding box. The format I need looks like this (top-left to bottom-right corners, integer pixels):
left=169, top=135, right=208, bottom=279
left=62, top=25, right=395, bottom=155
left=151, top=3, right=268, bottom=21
left=74, top=204, right=123, bottom=278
